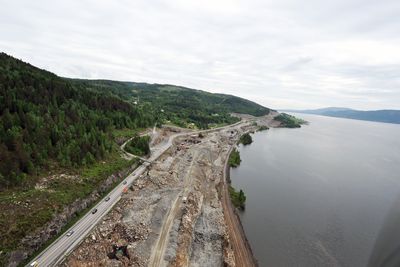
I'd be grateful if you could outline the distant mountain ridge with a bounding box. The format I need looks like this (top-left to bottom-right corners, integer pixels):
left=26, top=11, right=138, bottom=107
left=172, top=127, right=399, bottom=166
left=283, top=107, right=400, bottom=124
left=69, top=79, right=271, bottom=128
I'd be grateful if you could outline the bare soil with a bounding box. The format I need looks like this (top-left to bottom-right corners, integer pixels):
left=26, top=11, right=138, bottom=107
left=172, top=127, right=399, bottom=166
left=63, top=113, right=278, bottom=266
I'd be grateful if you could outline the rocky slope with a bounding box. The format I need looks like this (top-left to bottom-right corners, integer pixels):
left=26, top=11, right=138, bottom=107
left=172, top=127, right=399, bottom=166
left=62, top=114, right=278, bottom=266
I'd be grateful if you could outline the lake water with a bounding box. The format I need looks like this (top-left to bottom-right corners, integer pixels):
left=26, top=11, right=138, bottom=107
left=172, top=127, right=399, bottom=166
left=231, top=113, right=400, bottom=267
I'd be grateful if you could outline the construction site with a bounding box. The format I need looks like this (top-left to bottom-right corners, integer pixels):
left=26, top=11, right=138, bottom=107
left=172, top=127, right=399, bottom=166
left=62, top=113, right=279, bottom=267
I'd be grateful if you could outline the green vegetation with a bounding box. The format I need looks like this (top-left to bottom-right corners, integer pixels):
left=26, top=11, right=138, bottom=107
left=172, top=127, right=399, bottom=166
left=0, top=53, right=148, bottom=264
left=275, top=113, right=307, bottom=128
left=81, top=151, right=137, bottom=179
left=228, top=147, right=246, bottom=209
left=69, top=79, right=271, bottom=129
left=124, top=135, right=150, bottom=156
left=257, top=125, right=269, bottom=131
left=18, top=158, right=134, bottom=267
left=229, top=185, right=246, bottom=210
left=0, top=53, right=269, bottom=188
left=239, top=133, right=253, bottom=145
left=0, top=53, right=154, bottom=188
left=228, top=148, right=241, bottom=168
left=0, top=152, right=137, bottom=265
left=112, top=127, right=146, bottom=140
left=0, top=53, right=272, bottom=265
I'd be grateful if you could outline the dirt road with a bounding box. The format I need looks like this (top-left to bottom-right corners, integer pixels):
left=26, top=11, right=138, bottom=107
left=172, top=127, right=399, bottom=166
left=148, top=152, right=198, bottom=267
left=148, top=194, right=181, bottom=267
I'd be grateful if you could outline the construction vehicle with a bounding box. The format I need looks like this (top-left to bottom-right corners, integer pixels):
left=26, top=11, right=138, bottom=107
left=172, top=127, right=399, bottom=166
left=123, top=186, right=129, bottom=194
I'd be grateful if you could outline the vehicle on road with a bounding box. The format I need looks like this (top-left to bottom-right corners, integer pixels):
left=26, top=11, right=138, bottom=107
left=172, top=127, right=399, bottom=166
left=30, top=261, right=38, bottom=267
left=123, top=180, right=127, bottom=185
left=105, top=196, right=110, bottom=202
left=66, top=230, right=74, bottom=237
left=91, top=208, right=98, bottom=214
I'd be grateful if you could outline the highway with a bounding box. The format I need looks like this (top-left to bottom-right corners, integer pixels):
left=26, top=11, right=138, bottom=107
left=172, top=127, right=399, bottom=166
left=27, top=122, right=246, bottom=267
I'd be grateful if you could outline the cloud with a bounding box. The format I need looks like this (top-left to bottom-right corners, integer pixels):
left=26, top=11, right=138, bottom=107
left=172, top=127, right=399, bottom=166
left=0, top=0, right=399, bottom=110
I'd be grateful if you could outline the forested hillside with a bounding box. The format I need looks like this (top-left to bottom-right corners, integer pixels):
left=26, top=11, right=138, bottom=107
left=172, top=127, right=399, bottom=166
left=0, top=53, right=271, bottom=188
left=0, top=53, right=154, bottom=188
left=0, top=53, right=272, bottom=266
left=69, top=79, right=270, bottom=129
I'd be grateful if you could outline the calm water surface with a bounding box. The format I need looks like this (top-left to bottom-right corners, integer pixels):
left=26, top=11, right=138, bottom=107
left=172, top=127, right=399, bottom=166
left=231, top=114, right=400, bottom=267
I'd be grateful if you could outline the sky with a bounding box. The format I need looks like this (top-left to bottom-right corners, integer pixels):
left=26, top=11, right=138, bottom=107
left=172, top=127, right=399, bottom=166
left=1, top=0, right=400, bottom=110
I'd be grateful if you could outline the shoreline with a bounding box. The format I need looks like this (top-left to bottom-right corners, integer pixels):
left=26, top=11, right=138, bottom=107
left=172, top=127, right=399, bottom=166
left=221, top=143, right=259, bottom=266
left=220, top=114, right=283, bottom=266
left=222, top=114, right=307, bottom=266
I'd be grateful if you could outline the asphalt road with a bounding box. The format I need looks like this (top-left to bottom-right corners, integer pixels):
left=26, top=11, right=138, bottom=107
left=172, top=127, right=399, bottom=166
left=27, top=121, right=247, bottom=267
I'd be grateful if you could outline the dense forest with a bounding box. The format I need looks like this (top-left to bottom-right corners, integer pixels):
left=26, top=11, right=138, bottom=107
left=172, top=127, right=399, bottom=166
left=69, top=79, right=271, bottom=129
left=0, top=53, right=271, bottom=188
left=0, top=53, right=154, bottom=188
left=0, top=53, right=272, bottom=266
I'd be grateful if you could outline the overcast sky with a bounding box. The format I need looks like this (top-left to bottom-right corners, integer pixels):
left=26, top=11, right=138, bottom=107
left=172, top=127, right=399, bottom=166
left=1, top=0, right=400, bottom=110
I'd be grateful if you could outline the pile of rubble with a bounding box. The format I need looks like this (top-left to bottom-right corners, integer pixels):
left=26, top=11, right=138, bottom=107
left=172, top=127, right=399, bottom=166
left=170, top=192, right=204, bottom=266
left=63, top=118, right=265, bottom=266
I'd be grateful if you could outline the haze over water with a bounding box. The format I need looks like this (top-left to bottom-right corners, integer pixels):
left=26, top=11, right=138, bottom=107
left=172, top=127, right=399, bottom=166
left=231, top=113, right=400, bottom=266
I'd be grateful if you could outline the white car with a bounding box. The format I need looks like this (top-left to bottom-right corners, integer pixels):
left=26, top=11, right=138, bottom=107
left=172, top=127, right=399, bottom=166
left=66, top=230, right=74, bottom=237
left=30, top=261, right=39, bottom=267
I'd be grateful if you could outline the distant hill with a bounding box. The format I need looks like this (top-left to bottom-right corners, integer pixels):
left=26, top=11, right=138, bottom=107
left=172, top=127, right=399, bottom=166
left=0, top=52, right=157, bottom=187
left=0, top=52, right=272, bottom=266
left=69, top=79, right=271, bottom=129
left=0, top=52, right=271, bottom=187
left=283, top=107, right=400, bottom=124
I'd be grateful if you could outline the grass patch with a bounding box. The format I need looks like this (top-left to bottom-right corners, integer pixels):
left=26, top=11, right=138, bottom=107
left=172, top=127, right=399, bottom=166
left=0, top=149, right=137, bottom=266
left=18, top=172, right=128, bottom=267
left=112, top=127, right=146, bottom=139
left=124, top=135, right=150, bottom=156
left=81, top=152, right=135, bottom=179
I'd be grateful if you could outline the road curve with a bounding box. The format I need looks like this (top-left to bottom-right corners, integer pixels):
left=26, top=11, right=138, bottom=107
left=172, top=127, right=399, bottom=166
left=27, top=121, right=246, bottom=267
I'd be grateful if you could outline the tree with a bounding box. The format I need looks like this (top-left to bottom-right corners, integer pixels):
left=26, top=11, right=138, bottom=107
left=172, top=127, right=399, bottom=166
left=0, top=52, right=156, bottom=188
left=228, top=148, right=241, bottom=167
left=238, top=190, right=246, bottom=204
left=239, top=133, right=253, bottom=145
